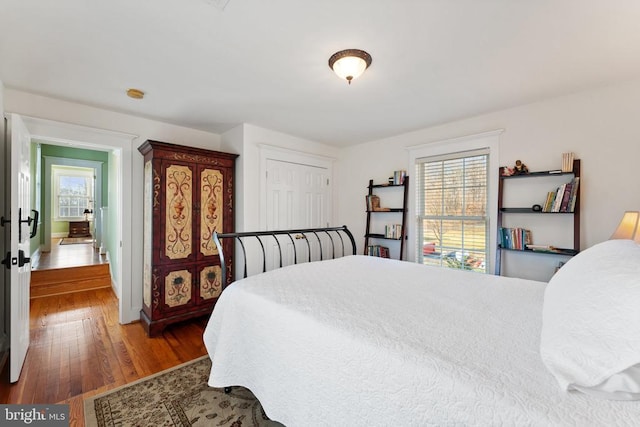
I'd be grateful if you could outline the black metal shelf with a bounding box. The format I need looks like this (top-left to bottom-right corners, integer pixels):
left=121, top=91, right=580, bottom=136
left=500, top=169, right=575, bottom=179
left=500, top=208, right=575, bottom=214
left=365, top=233, right=403, bottom=241
left=496, top=158, right=581, bottom=276
left=498, top=246, right=579, bottom=257
left=364, top=177, right=409, bottom=260
left=366, top=208, right=405, bottom=213
left=370, top=183, right=406, bottom=188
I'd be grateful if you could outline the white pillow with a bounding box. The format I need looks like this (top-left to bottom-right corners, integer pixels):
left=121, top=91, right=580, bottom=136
left=540, top=239, right=640, bottom=400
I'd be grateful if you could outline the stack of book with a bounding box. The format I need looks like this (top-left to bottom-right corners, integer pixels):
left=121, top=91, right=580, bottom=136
left=367, top=245, right=390, bottom=258
left=562, top=152, right=574, bottom=172
left=384, top=224, right=403, bottom=239
left=499, top=227, right=532, bottom=250
left=542, top=177, right=580, bottom=213
left=393, top=170, right=407, bottom=185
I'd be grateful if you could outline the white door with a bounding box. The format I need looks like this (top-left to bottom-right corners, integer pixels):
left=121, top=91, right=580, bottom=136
left=265, top=159, right=330, bottom=264
left=8, top=113, right=32, bottom=383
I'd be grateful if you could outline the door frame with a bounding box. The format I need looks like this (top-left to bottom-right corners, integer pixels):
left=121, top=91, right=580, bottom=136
left=18, top=115, right=139, bottom=324
left=258, top=144, right=336, bottom=230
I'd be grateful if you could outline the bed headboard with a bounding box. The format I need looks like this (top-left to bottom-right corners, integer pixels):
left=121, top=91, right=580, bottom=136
left=213, top=225, right=356, bottom=289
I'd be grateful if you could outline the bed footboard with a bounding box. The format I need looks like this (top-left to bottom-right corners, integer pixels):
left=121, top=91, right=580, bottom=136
left=213, top=225, right=356, bottom=289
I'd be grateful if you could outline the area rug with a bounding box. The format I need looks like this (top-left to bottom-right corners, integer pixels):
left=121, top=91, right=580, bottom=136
left=84, top=356, right=281, bottom=427
left=59, top=237, right=94, bottom=245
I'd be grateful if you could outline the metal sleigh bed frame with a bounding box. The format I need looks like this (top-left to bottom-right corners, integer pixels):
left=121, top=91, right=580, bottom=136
left=212, top=225, right=357, bottom=290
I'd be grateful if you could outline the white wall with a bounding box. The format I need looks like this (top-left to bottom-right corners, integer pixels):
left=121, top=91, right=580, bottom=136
left=4, top=89, right=222, bottom=323
left=337, top=78, right=640, bottom=280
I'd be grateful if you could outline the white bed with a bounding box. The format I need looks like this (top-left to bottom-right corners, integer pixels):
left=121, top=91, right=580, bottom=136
left=204, top=241, right=640, bottom=426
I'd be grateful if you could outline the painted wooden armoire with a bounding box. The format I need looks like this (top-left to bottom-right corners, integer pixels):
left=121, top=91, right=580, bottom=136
left=138, top=140, right=237, bottom=336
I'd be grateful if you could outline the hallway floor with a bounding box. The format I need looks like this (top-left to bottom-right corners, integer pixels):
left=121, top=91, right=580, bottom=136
left=31, top=238, right=108, bottom=271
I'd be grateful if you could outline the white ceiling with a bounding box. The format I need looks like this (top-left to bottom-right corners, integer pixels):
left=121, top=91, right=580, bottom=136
left=2, top=1, right=640, bottom=147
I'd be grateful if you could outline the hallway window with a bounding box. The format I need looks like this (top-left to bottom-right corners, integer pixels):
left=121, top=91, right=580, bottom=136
left=53, top=165, right=94, bottom=220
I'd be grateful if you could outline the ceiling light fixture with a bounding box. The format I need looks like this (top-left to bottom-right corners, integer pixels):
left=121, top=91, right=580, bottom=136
left=127, top=88, right=144, bottom=99
left=328, top=49, right=372, bottom=85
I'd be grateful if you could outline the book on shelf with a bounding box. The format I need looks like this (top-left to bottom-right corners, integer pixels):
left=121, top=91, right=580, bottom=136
left=499, top=227, right=532, bottom=250
left=384, top=224, right=403, bottom=239
left=367, top=245, right=390, bottom=258
left=559, top=182, right=573, bottom=212
left=542, top=177, right=579, bottom=213
left=552, top=183, right=566, bottom=212
left=568, top=177, right=580, bottom=212
left=543, top=191, right=555, bottom=212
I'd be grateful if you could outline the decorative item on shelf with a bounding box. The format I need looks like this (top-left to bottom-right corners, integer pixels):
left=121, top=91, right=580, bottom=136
left=500, top=166, right=514, bottom=176
left=388, top=177, right=394, bottom=185
left=365, top=194, right=381, bottom=211
left=513, top=160, right=529, bottom=175
left=610, top=211, right=640, bottom=243
left=562, top=152, right=575, bottom=172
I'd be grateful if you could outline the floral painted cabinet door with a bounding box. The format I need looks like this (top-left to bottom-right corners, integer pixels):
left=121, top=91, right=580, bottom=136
left=197, top=165, right=224, bottom=303
left=139, top=140, right=237, bottom=337
left=164, top=163, right=194, bottom=261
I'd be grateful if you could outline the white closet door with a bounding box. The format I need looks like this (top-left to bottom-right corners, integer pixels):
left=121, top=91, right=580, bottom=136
left=265, top=159, right=330, bottom=265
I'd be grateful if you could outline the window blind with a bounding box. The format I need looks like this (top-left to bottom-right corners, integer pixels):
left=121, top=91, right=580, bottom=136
left=416, top=149, right=488, bottom=272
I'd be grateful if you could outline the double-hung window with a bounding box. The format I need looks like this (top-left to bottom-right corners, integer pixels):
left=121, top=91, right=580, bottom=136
left=53, top=166, right=94, bottom=221
left=416, top=149, right=488, bottom=272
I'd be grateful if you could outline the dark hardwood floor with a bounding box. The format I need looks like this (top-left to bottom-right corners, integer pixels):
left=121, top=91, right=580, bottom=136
left=1, top=240, right=208, bottom=426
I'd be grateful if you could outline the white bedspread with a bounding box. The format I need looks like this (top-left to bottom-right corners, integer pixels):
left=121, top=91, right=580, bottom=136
left=204, top=255, right=640, bottom=426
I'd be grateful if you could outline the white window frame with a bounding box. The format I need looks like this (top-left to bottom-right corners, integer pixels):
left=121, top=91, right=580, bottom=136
left=52, top=165, right=94, bottom=221
left=406, top=130, right=502, bottom=272
left=416, top=149, right=489, bottom=272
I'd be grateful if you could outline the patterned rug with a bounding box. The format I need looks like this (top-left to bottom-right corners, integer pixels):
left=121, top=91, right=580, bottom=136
left=59, top=237, right=94, bottom=245
left=84, top=356, right=282, bottom=427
